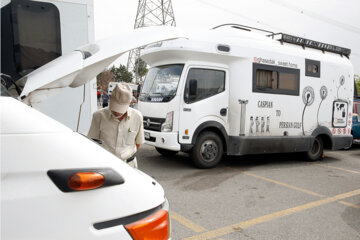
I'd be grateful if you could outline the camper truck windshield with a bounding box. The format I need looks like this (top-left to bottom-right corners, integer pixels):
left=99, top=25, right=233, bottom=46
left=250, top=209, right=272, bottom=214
left=140, top=64, right=184, bottom=102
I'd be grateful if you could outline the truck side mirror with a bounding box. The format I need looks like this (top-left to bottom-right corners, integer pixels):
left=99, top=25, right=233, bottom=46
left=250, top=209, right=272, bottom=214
left=189, top=79, right=197, bottom=98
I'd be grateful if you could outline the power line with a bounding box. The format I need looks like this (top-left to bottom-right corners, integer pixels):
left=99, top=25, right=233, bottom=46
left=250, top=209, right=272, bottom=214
left=269, top=0, right=360, bottom=35
left=194, top=0, right=288, bottom=33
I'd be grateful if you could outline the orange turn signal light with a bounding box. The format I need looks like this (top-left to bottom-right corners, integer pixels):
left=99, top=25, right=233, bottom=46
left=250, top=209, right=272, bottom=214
left=125, top=209, right=169, bottom=240
left=68, top=172, right=105, bottom=191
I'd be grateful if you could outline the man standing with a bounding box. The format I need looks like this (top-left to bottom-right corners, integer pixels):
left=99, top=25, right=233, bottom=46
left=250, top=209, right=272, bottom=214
left=102, top=91, right=109, bottom=108
left=88, top=83, right=144, bottom=168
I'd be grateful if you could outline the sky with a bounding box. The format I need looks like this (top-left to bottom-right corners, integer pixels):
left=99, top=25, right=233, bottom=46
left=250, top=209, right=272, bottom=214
left=93, top=0, right=360, bottom=75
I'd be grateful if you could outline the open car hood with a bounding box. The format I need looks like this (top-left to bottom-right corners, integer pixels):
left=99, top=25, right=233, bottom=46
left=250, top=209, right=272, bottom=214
left=19, top=26, right=186, bottom=104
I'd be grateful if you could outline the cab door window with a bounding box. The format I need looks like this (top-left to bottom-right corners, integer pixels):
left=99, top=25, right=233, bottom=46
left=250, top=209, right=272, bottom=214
left=184, top=68, right=225, bottom=104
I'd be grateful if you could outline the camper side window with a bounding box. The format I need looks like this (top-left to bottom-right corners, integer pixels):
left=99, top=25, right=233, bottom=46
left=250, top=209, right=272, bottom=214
left=305, top=59, right=320, bottom=78
left=253, top=63, right=299, bottom=96
left=10, top=0, right=61, bottom=78
left=184, top=68, right=225, bottom=104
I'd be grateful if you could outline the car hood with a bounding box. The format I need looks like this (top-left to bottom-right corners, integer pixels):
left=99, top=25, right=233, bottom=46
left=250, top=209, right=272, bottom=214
left=19, top=26, right=187, bottom=105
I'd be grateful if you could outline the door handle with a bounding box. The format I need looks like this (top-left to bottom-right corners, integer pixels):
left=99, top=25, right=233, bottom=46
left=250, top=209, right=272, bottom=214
left=220, top=108, right=227, bottom=116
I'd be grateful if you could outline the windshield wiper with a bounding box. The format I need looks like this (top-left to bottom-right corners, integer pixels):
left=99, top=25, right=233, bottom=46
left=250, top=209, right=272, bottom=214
left=150, top=92, right=165, bottom=97
left=163, top=94, right=176, bottom=102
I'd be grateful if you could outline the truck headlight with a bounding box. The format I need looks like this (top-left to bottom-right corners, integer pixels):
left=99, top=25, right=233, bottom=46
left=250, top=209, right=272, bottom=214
left=161, top=111, right=173, bottom=132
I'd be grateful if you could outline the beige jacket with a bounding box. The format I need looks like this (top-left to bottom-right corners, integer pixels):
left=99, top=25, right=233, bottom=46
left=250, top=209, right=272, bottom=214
left=88, top=107, right=145, bottom=167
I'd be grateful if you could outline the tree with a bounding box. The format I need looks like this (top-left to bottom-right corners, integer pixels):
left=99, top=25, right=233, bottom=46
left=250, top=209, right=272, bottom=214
left=133, top=57, right=148, bottom=83
left=110, top=65, right=133, bottom=83
left=355, top=74, right=360, bottom=96
left=97, top=70, right=114, bottom=92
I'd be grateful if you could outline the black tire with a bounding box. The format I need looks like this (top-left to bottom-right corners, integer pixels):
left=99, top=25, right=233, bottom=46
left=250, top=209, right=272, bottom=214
left=191, top=131, right=223, bottom=168
left=155, top=147, right=178, bottom=157
left=305, top=136, right=324, bottom=161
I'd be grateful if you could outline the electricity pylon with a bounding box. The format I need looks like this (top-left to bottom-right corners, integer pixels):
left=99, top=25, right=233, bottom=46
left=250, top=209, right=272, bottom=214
left=127, top=0, right=176, bottom=83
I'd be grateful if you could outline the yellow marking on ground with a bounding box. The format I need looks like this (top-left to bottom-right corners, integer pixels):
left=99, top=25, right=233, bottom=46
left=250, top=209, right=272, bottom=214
left=233, top=168, right=360, bottom=209
left=314, top=163, right=360, bottom=174
left=227, top=167, right=324, bottom=198
left=171, top=211, right=207, bottom=233
left=183, top=189, right=360, bottom=240
left=338, top=201, right=360, bottom=209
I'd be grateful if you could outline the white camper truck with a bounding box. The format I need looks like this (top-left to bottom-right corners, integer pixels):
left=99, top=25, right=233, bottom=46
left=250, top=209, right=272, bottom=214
left=138, top=24, right=354, bottom=168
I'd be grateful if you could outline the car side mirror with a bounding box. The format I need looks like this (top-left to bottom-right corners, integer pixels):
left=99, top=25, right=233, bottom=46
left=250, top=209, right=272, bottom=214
left=189, top=79, right=197, bottom=98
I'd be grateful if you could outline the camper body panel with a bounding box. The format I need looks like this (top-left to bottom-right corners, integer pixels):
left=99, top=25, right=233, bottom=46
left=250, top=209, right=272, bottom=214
left=139, top=29, right=353, bottom=164
left=31, top=0, right=97, bottom=135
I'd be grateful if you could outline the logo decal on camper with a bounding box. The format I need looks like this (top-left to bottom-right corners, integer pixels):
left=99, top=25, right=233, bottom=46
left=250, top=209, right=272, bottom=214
left=302, top=86, right=315, bottom=106
left=249, top=116, right=254, bottom=135
left=250, top=116, right=271, bottom=136
left=339, top=75, right=345, bottom=86
left=332, top=100, right=348, bottom=128
left=258, top=101, right=273, bottom=108
left=320, top=86, right=328, bottom=100
left=253, top=57, right=275, bottom=65
left=266, top=116, right=270, bottom=133
left=317, top=86, right=328, bottom=126
left=301, top=86, right=315, bottom=135
left=279, top=122, right=302, bottom=129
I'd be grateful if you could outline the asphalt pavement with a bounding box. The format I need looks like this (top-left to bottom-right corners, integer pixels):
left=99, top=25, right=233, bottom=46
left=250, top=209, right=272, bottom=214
left=137, top=144, right=360, bottom=240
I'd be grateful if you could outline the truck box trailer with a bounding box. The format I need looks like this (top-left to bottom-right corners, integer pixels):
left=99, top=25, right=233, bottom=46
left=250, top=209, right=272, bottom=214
left=138, top=24, right=354, bottom=168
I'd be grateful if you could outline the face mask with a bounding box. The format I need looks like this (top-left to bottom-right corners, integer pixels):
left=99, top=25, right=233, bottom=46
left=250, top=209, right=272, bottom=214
left=111, top=112, right=125, bottom=119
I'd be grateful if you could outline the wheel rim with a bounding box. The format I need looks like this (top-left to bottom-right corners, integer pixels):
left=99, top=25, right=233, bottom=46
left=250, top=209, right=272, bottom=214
left=310, top=138, right=321, bottom=157
left=200, top=140, right=218, bottom=162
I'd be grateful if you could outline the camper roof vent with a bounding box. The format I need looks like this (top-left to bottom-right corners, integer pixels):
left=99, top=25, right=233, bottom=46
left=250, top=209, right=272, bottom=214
left=270, top=33, right=351, bottom=58
left=217, top=44, right=230, bottom=53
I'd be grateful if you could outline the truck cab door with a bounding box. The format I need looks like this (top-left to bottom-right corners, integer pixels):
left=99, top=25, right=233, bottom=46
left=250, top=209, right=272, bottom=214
left=178, top=66, right=229, bottom=144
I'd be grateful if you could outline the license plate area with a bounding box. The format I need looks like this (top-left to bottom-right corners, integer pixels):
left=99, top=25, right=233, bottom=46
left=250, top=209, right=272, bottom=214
left=144, top=131, right=150, bottom=140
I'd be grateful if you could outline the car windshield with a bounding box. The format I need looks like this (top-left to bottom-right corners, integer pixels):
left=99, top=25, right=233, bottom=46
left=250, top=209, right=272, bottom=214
left=140, top=64, right=184, bottom=102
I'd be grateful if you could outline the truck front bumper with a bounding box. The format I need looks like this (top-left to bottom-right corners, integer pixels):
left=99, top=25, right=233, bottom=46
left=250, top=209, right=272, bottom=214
left=144, top=130, right=180, bottom=151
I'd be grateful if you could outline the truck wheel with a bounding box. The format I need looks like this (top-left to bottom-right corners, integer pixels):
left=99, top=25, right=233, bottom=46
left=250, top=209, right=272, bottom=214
left=191, top=131, right=223, bottom=168
left=305, top=136, right=324, bottom=161
left=155, top=147, right=178, bottom=157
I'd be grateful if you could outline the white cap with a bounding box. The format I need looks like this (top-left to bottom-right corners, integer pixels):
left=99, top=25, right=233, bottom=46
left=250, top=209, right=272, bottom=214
left=109, top=83, right=132, bottom=113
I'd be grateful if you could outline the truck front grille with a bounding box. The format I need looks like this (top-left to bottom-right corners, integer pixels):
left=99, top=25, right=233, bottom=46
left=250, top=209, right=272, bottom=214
left=143, top=116, right=165, bottom=132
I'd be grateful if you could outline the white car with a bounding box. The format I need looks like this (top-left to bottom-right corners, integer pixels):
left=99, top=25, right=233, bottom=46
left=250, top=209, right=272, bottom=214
left=1, top=26, right=186, bottom=239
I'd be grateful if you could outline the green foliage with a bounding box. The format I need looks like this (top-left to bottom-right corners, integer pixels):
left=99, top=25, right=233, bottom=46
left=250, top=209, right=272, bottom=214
left=133, top=58, right=148, bottom=82
left=355, top=75, right=360, bottom=96
left=96, top=70, right=114, bottom=91
left=110, top=65, right=133, bottom=83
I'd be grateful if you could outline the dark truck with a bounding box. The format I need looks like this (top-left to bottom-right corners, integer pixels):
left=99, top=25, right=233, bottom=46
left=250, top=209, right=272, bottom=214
left=352, top=99, right=360, bottom=144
